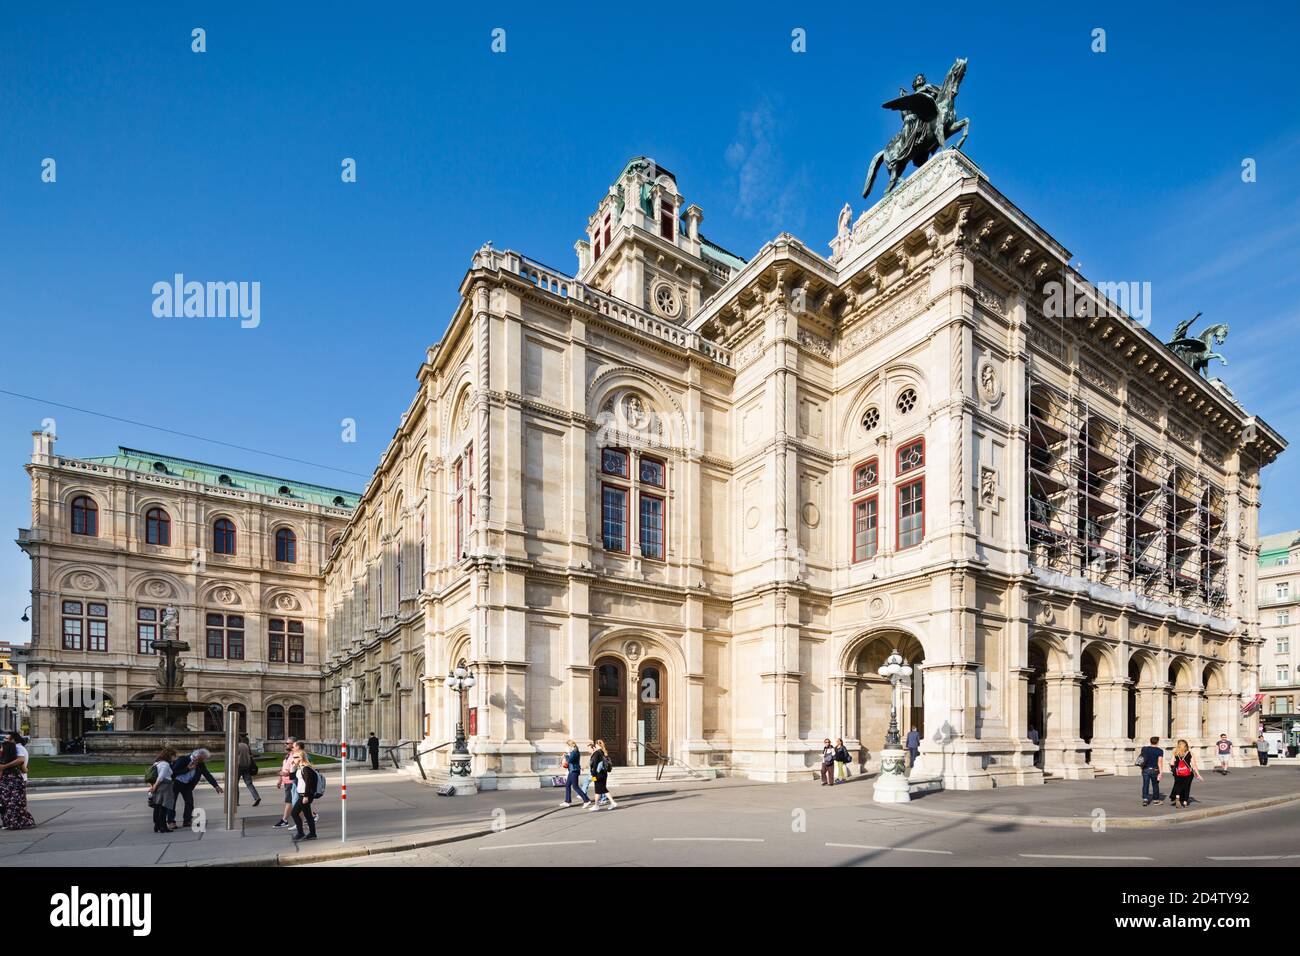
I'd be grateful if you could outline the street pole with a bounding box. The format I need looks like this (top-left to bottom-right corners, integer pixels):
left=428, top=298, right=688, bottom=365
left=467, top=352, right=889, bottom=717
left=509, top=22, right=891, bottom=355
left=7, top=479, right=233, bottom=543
left=340, top=683, right=349, bottom=843
left=224, top=710, right=238, bottom=830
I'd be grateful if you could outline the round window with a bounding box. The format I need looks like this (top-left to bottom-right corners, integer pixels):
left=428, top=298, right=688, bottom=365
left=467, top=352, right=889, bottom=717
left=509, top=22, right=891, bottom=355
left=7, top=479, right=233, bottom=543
left=653, top=283, right=680, bottom=318
left=862, top=407, right=881, bottom=432
left=896, top=388, right=918, bottom=415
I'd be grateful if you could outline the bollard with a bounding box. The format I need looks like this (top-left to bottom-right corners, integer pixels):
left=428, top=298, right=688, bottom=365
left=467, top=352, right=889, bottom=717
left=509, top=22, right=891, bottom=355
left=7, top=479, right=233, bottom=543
left=224, top=712, right=239, bottom=830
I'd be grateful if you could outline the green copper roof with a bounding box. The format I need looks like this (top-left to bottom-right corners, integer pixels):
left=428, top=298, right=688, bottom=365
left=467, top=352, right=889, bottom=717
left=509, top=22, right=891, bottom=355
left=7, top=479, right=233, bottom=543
left=79, top=447, right=361, bottom=509
left=1260, top=530, right=1300, bottom=566
left=700, top=234, right=747, bottom=271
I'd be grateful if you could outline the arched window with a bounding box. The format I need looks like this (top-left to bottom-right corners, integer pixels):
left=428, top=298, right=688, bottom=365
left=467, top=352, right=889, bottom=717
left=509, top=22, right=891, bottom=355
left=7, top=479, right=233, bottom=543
left=145, top=507, right=170, bottom=545
left=71, top=496, right=98, bottom=536
left=288, top=705, right=307, bottom=740
left=266, top=704, right=286, bottom=741
left=275, top=527, right=297, bottom=563
left=213, top=518, right=236, bottom=555
left=228, top=703, right=248, bottom=734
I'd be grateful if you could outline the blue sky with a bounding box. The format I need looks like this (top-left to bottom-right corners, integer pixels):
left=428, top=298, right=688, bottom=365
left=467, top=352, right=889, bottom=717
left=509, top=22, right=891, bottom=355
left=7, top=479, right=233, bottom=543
left=2, top=2, right=1299, bottom=645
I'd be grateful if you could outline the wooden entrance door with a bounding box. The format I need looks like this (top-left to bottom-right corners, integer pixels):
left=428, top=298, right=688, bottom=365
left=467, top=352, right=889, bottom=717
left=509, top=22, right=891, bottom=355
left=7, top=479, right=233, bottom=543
left=593, top=657, right=626, bottom=766
left=637, top=660, right=667, bottom=762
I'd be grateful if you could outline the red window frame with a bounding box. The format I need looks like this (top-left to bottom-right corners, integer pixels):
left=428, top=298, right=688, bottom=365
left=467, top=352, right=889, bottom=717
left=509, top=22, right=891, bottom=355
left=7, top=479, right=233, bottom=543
left=896, top=478, right=925, bottom=550
left=660, top=202, right=675, bottom=240
left=275, top=527, right=297, bottom=563
left=601, top=483, right=630, bottom=553
left=852, top=457, right=879, bottom=495
left=896, top=436, right=925, bottom=476
left=638, top=455, right=665, bottom=487
left=639, top=492, right=666, bottom=561
left=212, top=518, right=236, bottom=555
left=601, top=448, right=629, bottom=478
left=852, top=495, right=879, bottom=563
left=145, top=507, right=170, bottom=545
left=71, top=495, right=98, bottom=536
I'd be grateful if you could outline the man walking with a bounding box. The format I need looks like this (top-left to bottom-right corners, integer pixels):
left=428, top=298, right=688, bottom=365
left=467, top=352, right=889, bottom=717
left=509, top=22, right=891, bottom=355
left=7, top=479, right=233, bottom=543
left=1214, top=733, right=1233, bottom=774
left=367, top=731, right=380, bottom=771
left=1256, top=733, right=1270, bottom=766
left=905, top=726, right=921, bottom=768
left=1138, top=736, right=1164, bottom=806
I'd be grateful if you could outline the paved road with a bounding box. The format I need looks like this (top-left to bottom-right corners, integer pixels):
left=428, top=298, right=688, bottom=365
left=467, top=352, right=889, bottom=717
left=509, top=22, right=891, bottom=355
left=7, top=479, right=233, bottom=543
left=316, top=772, right=1300, bottom=868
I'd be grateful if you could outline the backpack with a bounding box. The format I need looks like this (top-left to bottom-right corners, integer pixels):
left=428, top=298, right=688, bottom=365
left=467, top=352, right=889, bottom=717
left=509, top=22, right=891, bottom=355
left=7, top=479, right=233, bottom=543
left=310, top=768, right=327, bottom=799
left=144, top=763, right=159, bottom=784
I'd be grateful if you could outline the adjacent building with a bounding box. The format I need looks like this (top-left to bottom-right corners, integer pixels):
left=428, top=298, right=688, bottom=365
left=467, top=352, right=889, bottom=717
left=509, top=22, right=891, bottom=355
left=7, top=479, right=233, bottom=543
left=321, top=150, right=1285, bottom=790
left=16, top=438, right=358, bottom=754
left=1258, top=530, right=1300, bottom=750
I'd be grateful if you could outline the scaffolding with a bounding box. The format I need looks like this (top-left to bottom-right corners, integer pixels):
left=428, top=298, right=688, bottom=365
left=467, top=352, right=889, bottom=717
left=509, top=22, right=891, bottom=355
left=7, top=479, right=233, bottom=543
left=1026, top=377, right=1228, bottom=616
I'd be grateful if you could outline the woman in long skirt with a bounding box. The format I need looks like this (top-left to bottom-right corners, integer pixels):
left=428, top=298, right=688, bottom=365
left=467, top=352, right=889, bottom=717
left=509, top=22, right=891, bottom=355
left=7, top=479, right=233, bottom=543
left=0, top=739, right=35, bottom=830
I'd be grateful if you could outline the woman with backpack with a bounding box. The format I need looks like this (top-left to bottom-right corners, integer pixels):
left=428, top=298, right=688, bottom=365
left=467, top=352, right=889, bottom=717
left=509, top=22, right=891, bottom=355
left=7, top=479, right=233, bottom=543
left=586, top=739, right=617, bottom=811
left=833, top=738, right=852, bottom=784
left=1168, top=739, right=1203, bottom=809
left=147, top=747, right=178, bottom=833
left=0, top=738, right=35, bottom=830
left=289, top=749, right=319, bottom=841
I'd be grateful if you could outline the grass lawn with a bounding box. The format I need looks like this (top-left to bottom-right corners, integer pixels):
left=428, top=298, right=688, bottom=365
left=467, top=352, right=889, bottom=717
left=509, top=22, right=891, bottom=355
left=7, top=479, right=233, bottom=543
left=27, top=753, right=340, bottom=779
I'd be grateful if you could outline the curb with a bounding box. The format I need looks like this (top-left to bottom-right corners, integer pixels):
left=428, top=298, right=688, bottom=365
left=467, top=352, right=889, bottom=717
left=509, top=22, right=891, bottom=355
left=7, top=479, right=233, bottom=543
left=896, top=790, right=1300, bottom=828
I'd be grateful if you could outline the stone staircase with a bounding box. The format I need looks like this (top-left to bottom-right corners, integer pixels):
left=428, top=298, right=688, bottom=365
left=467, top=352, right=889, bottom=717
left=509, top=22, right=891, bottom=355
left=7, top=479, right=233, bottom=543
left=604, top=764, right=718, bottom=787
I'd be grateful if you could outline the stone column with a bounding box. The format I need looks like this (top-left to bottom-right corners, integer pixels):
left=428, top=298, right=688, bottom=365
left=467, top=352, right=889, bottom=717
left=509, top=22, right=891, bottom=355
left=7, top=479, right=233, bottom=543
left=1091, top=677, right=1131, bottom=773
left=1042, top=673, right=1094, bottom=778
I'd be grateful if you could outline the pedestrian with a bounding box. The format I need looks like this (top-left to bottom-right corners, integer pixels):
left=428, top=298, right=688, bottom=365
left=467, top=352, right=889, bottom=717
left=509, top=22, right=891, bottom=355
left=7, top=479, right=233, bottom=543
left=1256, top=734, right=1269, bottom=766
left=169, top=748, right=222, bottom=828
left=236, top=733, right=261, bottom=806
left=906, top=726, right=921, bottom=768
left=0, top=738, right=35, bottom=830
left=833, top=737, right=852, bottom=783
left=1214, top=734, right=1232, bottom=774
left=587, top=739, right=617, bottom=811
left=147, top=747, right=177, bottom=834
left=367, top=731, right=380, bottom=771
left=5, top=731, right=29, bottom=779
left=274, top=737, right=297, bottom=829
left=559, top=738, right=589, bottom=807
left=1168, top=739, right=1203, bottom=809
left=289, top=750, right=319, bottom=841
left=820, top=738, right=835, bottom=786
left=291, top=741, right=321, bottom=825
left=1137, top=735, right=1164, bottom=806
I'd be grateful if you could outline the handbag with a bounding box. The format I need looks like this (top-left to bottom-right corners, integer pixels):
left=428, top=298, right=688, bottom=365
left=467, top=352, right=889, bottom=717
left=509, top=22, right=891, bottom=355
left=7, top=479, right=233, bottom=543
left=561, top=757, right=569, bottom=770
left=248, top=761, right=260, bottom=778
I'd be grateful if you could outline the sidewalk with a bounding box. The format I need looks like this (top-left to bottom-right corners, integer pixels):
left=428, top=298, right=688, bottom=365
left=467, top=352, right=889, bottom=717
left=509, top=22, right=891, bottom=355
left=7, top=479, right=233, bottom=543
left=897, top=764, right=1300, bottom=828
left=0, top=769, right=722, bottom=868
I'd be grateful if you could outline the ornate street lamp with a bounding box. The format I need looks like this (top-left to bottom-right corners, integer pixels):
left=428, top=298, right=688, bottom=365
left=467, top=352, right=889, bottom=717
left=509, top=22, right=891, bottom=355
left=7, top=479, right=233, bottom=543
left=446, top=665, right=476, bottom=777
left=873, top=649, right=914, bottom=804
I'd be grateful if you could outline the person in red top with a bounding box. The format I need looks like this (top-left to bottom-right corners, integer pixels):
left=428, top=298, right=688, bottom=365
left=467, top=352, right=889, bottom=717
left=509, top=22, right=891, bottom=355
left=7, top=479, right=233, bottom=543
left=273, top=737, right=298, bottom=829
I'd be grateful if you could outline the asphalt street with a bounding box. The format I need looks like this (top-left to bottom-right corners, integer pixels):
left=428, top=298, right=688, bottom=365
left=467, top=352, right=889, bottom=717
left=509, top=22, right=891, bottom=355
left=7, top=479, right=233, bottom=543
left=314, top=773, right=1300, bottom=868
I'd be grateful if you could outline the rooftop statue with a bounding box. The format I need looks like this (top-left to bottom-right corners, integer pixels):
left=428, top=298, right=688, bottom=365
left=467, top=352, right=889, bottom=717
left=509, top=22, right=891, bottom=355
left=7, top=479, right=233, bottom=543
left=864, top=57, right=970, bottom=199
left=1167, top=312, right=1229, bottom=378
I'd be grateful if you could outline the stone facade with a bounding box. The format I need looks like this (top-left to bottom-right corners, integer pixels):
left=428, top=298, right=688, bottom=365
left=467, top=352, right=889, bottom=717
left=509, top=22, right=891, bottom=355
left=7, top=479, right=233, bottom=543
left=16, top=437, right=357, bottom=754
left=322, top=150, right=1286, bottom=790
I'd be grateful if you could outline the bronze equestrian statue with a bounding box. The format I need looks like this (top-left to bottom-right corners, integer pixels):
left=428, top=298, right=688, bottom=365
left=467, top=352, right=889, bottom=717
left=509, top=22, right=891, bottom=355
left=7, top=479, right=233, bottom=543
left=864, top=57, right=970, bottom=199
left=1167, top=313, right=1230, bottom=378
